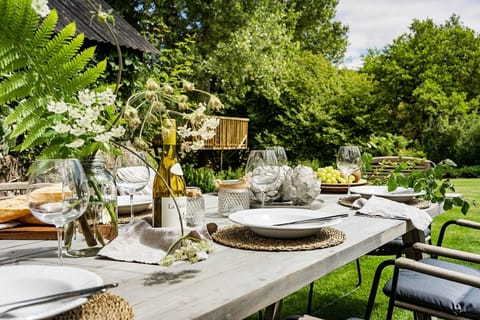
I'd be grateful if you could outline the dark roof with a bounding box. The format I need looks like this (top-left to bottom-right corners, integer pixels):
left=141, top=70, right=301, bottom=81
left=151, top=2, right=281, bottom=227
left=49, top=0, right=160, bottom=54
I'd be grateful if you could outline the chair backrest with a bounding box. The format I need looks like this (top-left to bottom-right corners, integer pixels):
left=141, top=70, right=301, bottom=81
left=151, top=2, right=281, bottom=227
left=366, top=156, right=434, bottom=183
left=0, top=182, right=28, bottom=199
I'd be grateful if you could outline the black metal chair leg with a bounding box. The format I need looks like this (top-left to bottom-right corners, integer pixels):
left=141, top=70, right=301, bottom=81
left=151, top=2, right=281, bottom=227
left=307, top=282, right=314, bottom=314
left=364, top=259, right=395, bottom=320
left=307, top=258, right=363, bottom=314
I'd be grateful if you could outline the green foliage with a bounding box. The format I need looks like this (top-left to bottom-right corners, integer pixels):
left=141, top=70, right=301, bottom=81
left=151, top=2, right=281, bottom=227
left=387, top=159, right=472, bottom=214
left=214, top=166, right=245, bottom=181
left=362, top=15, right=480, bottom=164
left=252, top=51, right=376, bottom=162
left=0, top=1, right=106, bottom=159
left=183, top=164, right=216, bottom=193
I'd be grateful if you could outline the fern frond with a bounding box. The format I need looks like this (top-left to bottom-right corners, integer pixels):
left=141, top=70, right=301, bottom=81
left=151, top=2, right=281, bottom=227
left=37, top=141, right=70, bottom=159
left=66, top=60, right=107, bottom=94
left=31, top=9, right=58, bottom=49
left=46, top=33, right=84, bottom=71
left=0, top=72, right=33, bottom=105
left=9, top=110, right=42, bottom=140
left=0, top=43, right=27, bottom=73
left=53, top=47, right=96, bottom=85
left=11, top=0, right=38, bottom=41
left=0, top=0, right=20, bottom=32
left=18, top=118, right=50, bottom=151
left=36, top=22, right=76, bottom=65
left=4, top=96, right=46, bottom=127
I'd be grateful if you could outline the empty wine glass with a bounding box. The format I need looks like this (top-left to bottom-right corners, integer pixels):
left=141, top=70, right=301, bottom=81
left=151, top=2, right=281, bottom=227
left=266, top=146, right=288, bottom=166
left=336, top=145, right=362, bottom=195
left=114, top=151, right=150, bottom=219
left=27, top=159, right=89, bottom=264
left=245, top=150, right=279, bottom=207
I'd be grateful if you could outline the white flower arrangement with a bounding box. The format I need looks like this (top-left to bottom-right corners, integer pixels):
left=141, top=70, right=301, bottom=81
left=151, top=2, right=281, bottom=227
left=124, top=78, right=223, bottom=153
left=46, top=88, right=126, bottom=156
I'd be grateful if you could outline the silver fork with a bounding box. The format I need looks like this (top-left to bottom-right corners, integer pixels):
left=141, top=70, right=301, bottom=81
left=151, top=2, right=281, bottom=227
left=0, top=283, right=118, bottom=316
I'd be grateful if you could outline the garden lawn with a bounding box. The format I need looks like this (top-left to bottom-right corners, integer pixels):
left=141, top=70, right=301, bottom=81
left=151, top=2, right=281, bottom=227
left=248, top=178, right=480, bottom=320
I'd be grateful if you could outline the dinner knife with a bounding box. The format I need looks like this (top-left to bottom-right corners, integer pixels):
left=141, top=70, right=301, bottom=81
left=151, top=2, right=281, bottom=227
left=272, top=213, right=348, bottom=226
left=0, top=282, right=118, bottom=314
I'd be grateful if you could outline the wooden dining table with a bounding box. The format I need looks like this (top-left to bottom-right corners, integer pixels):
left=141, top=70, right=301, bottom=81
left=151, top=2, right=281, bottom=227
left=0, top=193, right=441, bottom=320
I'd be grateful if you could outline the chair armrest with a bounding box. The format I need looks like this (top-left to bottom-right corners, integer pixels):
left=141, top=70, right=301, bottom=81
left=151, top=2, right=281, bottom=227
left=395, top=257, right=480, bottom=288
left=437, top=219, right=480, bottom=247
left=412, top=242, right=480, bottom=264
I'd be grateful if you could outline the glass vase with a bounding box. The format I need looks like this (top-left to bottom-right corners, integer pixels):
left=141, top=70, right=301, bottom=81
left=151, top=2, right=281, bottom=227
left=65, top=156, right=118, bottom=257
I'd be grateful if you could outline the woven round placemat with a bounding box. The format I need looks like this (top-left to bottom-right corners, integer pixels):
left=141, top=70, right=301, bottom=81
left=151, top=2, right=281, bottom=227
left=52, top=293, right=134, bottom=320
left=212, top=225, right=345, bottom=251
left=338, top=195, right=431, bottom=209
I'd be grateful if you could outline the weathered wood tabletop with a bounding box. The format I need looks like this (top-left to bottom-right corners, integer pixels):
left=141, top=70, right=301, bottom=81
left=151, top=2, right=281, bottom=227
left=0, top=194, right=440, bottom=320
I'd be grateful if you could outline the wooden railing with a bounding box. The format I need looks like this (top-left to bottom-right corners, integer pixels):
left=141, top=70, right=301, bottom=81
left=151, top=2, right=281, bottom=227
left=201, top=116, right=249, bottom=150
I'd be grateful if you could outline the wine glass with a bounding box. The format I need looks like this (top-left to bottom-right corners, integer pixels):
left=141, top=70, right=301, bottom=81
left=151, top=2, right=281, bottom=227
left=336, top=145, right=362, bottom=195
left=245, top=150, right=279, bottom=207
left=27, top=159, right=89, bottom=264
left=266, top=146, right=288, bottom=166
left=114, top=151, right=150, bottom=219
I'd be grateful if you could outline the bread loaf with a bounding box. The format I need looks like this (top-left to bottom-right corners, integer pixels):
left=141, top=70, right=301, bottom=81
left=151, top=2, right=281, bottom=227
left=0, top=195, right=31, bottom=223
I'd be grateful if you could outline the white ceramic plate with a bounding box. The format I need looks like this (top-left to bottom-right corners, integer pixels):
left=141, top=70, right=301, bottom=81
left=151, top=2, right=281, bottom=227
left=349, top=185, right=426, bottom=203
left=0, top=265, right=103, bottom=320
left=229, top=208, right=345, bottom=239
left=117, top=195, right=152, bottom=215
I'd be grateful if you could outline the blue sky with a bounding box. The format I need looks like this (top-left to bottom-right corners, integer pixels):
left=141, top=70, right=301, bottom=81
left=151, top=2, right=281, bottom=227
left=336, top=0, right=480, bottom=69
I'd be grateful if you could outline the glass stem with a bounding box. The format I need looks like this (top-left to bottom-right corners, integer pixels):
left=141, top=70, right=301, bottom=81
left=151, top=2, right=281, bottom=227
left=57, top=227, right=63, bottom=265
left=261, top=191, right=265, bottom=207
left=129, top=192, right=134, bottom=219
left=347, top=174, right=351, bottom=195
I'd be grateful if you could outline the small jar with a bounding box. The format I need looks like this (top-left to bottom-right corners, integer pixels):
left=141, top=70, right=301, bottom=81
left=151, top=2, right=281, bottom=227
left=216, top=179, right=250, bottom=217
left=185, top=186, right=205, bottom=227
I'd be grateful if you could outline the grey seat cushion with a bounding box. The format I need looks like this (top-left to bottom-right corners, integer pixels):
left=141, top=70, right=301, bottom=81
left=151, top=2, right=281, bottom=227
left=383, top=258, right=480, bottom=317
left=369, top=227, right=431, bottom=256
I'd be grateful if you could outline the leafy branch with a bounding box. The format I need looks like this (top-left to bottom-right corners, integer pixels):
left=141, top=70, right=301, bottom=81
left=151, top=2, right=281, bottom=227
left=386, top=159, right=472, bottom=214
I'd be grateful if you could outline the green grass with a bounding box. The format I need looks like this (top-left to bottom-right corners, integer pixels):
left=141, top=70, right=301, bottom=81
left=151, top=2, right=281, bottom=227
left=248, top=178, right=480, bottom=320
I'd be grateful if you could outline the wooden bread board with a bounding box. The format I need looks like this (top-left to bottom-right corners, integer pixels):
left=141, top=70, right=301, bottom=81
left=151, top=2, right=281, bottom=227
left=0, top=225, right=58, bottom=240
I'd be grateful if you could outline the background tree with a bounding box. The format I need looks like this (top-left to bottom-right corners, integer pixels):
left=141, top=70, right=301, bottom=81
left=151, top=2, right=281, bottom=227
left=362, top=15, right=480, bottom=164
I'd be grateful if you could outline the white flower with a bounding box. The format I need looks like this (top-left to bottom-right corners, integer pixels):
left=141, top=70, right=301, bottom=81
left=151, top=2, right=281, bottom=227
left=111, top=126, right=126, bottom=137
left=47, top=101, right=68, bottom=114
left=31, top=0, right=50, bottom=17
left=66, top=139, right=84, bottom=148
left=70, top=126, right=86, bottom=136
left=52, top=123, right=70, bottom=133
left=191, top=140, right=205, bottom=150
left=96, top=88, right=116, bottom=106
left=83, top=107, right=101, bottom=121
left=94, top=132, right=112, bottom=143
left=204, top=117, right=220, bottom=129
left=78, top=89, right=96, bottom=107
left=69, top=106, right=83, bottom=119
left=91, top=123, right=105, bottom=134
left=177, top=126, right=193, bottom=138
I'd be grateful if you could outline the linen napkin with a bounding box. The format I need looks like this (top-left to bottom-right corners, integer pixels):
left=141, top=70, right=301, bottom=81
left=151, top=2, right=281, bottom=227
left=353, top=195, right=432, bottom=230
left=97, top=218, right=214, bottom=264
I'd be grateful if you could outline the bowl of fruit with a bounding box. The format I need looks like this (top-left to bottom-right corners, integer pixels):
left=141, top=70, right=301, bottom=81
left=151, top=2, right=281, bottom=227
left=316, top=166, right=367, bottom=193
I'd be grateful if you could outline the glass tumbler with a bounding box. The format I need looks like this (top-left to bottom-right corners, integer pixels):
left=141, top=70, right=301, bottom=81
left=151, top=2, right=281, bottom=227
left=185, top=187, right=205, bottom=227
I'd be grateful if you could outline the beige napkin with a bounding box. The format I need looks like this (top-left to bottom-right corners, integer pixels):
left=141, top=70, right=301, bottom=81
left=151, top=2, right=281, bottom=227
left=97, top=218, right=214, bottom=264
left=353, top=195, right=432, bottom=230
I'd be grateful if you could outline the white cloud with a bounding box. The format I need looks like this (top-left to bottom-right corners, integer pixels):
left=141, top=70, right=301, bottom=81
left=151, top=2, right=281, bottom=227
left=336, top=0, right=480, bottom=69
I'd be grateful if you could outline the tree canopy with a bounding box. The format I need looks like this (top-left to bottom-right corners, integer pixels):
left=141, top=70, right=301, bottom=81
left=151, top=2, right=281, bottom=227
left=362, top=15, right=480, bottom=164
